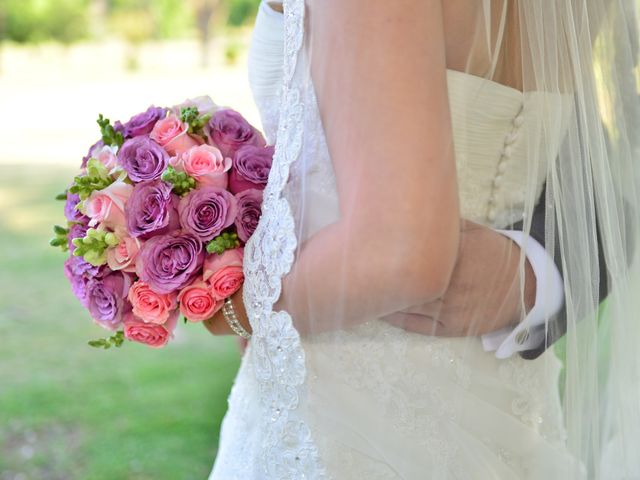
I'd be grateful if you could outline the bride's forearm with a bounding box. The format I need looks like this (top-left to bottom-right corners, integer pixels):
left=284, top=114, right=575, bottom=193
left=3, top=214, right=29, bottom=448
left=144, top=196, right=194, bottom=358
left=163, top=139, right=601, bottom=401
left=273, top=214, right=459, bottom=334
left=271, top=0, right=461, bottom=334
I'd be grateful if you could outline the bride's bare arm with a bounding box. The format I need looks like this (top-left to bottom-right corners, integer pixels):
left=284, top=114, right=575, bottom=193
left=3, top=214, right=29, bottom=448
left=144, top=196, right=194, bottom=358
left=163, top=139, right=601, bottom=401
left=271, top=0, right=460, bottom=333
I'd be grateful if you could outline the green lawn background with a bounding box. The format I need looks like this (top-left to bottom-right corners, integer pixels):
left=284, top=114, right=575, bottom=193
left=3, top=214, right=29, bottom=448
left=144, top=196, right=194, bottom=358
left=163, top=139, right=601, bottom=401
left=0, top=165, right=240, bottom=479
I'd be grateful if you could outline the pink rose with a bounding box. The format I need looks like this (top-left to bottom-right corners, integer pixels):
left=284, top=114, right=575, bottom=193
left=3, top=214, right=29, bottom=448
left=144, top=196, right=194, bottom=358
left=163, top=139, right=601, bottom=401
left=177, top=280, right=223, bottom=322
left=203, top=248, right=244, bottom=299
left=127, top=280, right=177, bottom=324
left=150, top=114, right=200, bottom=156
left=84, top=178, right=133, bottom=228
left=177, top=145, right=232, bottom=189
left=91, top=144, right=118, bottom=170
left=123, top=310, right=178, bottom=348
left=106, top=234, right=142, bottom=272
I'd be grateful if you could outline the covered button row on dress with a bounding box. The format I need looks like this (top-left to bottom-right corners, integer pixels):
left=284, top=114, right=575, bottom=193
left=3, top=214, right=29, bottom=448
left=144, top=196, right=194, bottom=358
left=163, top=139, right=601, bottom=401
left=486, top=103, right=525, bottom=223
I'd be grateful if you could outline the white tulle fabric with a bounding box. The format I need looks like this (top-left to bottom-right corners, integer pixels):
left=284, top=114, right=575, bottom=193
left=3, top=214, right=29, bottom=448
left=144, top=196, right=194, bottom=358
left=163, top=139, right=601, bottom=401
left=209, top=1, right=581, bottom=478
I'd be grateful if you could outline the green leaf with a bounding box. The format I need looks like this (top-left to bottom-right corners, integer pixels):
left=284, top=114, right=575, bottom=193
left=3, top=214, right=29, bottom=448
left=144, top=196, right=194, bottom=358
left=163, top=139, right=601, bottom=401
left=180, top=106, right=199, bottom=125
left=71, top=227, right=117, bottom=266
left=68, top=160, right=114, bottom=201
left=111, top=331, right=125, bottom=347
left=206, top=231, right=240, bottom=255
left=55, top=191, right=68, bottom=201
left=88, top=330, right=126, bottom=350
left=179, top=106, right=211, bottom=136
left=88, top=339, right=107, bottom=348
left=97, top=114, right=124, bottom=148
left=161, top=166, right=196, bottom=196
left=50, top=225, right=70, bottom=252
left=53, top=225, right=68, bottom=235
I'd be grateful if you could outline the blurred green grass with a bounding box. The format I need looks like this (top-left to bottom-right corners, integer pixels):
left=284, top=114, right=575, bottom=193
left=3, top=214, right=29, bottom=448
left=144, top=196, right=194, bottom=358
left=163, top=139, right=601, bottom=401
left=0, top=165, right=240, bottom=479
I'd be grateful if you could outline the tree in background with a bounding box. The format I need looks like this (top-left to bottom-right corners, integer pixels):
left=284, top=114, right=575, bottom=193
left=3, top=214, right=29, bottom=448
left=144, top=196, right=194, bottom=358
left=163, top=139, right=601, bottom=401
left=109, top=9, right=154, bottom=70
left=192, top=0, right=221, bottom=68
left=105, top=0, right=191, bottom=69
left=0, top=3, right=5, bottom=74
left=0, top=0, right=262, bottom=71
left=2, top=0, right=91, bottom=44
left=89, top=0, right=108, bottom=38
left=226, top=0, right=260, bottom=27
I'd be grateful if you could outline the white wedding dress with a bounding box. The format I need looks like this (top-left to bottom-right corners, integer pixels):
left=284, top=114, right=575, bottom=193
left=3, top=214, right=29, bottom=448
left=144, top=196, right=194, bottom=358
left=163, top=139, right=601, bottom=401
left=209, top=2, right=581, bottom=479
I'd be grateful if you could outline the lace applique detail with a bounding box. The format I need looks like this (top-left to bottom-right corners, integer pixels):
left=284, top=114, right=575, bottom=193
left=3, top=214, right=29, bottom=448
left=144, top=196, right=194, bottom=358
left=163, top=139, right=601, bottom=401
left=253, top=82, right=284, bottom=144
left=306, top=323, right=470, bottom=471
left=328, top=448, right=399, bottom=480
left=498, top=352, right=566, bottom=443
left=240, top=0, right=326, bottom=478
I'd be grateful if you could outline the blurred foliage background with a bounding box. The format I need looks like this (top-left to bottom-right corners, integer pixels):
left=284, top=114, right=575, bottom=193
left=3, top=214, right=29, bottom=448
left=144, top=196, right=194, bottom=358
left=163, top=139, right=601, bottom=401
left=0, top=0, right=266, bottom=479
left=0, top=0, right=261, bottom=67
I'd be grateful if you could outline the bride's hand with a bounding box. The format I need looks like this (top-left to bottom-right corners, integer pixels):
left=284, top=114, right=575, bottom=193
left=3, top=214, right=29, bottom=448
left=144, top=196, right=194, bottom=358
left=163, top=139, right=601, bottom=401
left=202, top=285, right=252, bottom=338
left=381, top=220, right=536, bottom=337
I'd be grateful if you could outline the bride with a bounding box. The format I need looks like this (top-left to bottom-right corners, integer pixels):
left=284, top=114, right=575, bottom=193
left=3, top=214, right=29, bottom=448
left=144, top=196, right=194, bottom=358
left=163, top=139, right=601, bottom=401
left=203, top=1, right=640, bottom=478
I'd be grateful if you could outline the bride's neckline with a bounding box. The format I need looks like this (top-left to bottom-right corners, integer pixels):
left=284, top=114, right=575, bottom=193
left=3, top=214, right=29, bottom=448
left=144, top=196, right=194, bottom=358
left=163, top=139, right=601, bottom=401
left=447, top=68, right=571, bottom=99
left=445, top=68, right=524, bottom=98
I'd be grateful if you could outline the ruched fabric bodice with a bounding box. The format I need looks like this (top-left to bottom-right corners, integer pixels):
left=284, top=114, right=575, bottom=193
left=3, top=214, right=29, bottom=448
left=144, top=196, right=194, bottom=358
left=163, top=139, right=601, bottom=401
left=210, top=3, right=579, bottom=479
left=248, top=1, right=573, bottom=232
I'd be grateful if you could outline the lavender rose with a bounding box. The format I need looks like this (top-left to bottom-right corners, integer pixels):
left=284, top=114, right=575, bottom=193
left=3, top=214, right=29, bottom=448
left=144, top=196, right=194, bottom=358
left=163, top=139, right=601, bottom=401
left=64, top=253, right=105, bottom=308
left=81, top=139, right=104, bottom=169
left=208, top=109, right=266, bottom=158
left=86, top=271, right=133, bottom=330
left=136, top=231, right=204, bottom=294
left=113, top=120, right=126, bottom=136
left=64, top=190, right=90, bottom=224
left=118, top=136, right=170, bottom=182
left=229, top=145, right=274, bottom=194
left=234, top=188, right=263, bottom=242
left=126, top=180, right=179, bottom=239
left=66, top=250, right=103, bottom=279
left=178, top=186, right=238, bottom=242
left=68, top=222, right=89, bottom=253
left=123, top=106, right=167, bottom=138
left=64, top=257, right=91, bottom=307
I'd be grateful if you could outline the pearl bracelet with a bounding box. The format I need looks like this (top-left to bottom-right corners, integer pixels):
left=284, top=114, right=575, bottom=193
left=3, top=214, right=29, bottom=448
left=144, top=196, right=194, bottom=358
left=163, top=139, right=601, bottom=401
left=222, top=296, right=252, bottom=340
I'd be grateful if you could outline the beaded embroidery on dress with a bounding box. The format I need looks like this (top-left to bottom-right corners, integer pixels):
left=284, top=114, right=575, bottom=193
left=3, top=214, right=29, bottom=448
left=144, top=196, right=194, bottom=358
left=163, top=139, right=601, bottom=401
left=209, top=1, right=582, bottom=479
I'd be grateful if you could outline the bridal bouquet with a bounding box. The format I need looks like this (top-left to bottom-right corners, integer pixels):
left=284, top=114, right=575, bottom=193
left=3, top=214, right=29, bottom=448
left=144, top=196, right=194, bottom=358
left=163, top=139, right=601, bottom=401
left=50, top=97, right=272, bottom=349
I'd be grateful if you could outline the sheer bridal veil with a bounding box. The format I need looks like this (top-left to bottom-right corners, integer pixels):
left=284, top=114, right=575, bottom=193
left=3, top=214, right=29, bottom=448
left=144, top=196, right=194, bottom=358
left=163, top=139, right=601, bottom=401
left=263, top=0, right=640, bottom=477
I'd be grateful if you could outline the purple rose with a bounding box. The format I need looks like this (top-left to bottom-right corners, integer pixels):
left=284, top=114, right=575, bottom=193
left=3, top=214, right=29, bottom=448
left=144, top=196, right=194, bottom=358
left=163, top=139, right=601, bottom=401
left=64, top=190, right=90, bottom=224
left=228, top=145, right=274, bottom=194
left=86, top=271, right=133, bottom=330
left=113, top=120, right=126, bottom=136
left=118, top=136, right=170, bottom=182
left=64, top=257, right=91, bottom=307
left=178, top=186, right=238, bottom=242
left=208, top=109, right=265, bottom=158
left=81, top=139, right=104, bottom=169
left=68, top=222, right=89, bottom=253
left=65, top=252, right=106, bottom=308
left=234, top=188, right=263, bottom=242
left=123, top=106, right=166, bottom=138
left=126, top=180, right=179, bottom=239
left=66, top=252, right=103, bottom=279
left=136, top=231, right=204, bottom=294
